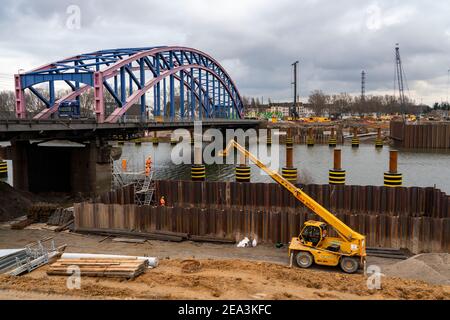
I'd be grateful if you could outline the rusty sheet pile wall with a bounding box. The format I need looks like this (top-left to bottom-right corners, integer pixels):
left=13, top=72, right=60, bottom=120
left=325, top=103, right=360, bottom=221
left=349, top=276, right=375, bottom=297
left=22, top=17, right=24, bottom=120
left=390, top=121, right=450, bottom=149
left=78, top=181, right=450, bottom=253
left=275, top=127, right=344, bottom=145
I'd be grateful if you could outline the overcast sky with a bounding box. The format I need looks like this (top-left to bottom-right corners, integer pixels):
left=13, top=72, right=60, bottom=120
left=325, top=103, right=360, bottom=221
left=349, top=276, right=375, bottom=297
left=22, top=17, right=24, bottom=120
left=0, top=0, right=449, bottom=105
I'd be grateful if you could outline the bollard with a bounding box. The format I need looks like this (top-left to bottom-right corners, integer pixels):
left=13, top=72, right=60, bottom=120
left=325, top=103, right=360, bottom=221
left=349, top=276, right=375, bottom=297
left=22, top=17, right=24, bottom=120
left=267, top=129, right=272, bottom=145
left=235, top=149, right=251, bottom=182
left=189, top=130, right=195, bottom=145
left=328, top=127, right=337, bottom=147
left=384, top=150, right=402, bottom=187
left=282, top=128, right=298, bottom=183
left=152, top=131, right=159, bottom=145
left=329, top=149, right=346, bottom=185
left=191, top=133, right=206, bottom=181
left=306, top=127, right=315, bottom=147
left=351, top=127, right=360, bottom=148
left=375, top=128, right=383, bottom=148
left=0, top=160, right=7, bottom=179
left=121, top=159, right=127, bottom=172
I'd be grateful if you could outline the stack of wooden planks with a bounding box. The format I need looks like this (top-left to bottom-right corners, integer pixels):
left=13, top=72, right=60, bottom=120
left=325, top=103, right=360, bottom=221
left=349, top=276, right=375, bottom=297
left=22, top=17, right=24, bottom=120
left=47, top=258, right=149, bottom=279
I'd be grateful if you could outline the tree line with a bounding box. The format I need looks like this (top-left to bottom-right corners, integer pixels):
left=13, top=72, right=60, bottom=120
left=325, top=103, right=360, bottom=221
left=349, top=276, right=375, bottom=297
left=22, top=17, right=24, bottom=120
left=243, top=90, right=432, bottom=116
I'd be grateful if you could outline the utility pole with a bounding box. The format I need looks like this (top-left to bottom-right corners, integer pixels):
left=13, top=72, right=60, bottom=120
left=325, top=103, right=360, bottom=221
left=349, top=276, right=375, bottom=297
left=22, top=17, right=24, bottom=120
left=361, top=70, right=366, bottom=102
left=447, top=68, right=450, bottom=104
left=291, top=60, right=299, bottom=118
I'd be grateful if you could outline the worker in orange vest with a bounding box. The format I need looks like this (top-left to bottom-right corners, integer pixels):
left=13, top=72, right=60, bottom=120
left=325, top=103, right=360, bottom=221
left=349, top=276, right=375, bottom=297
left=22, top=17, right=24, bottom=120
left=159, top=196, right=166, bottom=206
left=145, top=156, right=152, bottom=176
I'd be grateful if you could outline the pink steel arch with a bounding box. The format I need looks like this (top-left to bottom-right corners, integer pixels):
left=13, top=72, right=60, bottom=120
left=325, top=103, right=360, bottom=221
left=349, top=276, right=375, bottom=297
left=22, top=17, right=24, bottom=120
left=19, top=46, right=244, bottom=122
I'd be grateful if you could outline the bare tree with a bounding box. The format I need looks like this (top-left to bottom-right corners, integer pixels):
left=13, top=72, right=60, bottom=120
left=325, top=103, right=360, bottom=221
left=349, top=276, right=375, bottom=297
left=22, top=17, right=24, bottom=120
left=308, top=90, right=330, bottom=116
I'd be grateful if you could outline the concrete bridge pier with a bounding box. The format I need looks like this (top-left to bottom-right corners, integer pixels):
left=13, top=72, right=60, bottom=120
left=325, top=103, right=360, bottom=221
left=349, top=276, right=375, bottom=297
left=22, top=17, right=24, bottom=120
left=4, top=140, right=115, bottom=195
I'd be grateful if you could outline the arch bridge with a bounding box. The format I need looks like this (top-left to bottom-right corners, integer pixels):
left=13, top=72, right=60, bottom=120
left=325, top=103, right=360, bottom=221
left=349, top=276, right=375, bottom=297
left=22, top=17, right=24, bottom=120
left=15, top=46, right=244, bottom=123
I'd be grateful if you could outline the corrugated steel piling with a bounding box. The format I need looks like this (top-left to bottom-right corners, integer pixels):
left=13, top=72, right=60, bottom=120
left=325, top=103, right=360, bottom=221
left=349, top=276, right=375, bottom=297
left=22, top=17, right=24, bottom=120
left=384, top=150, right=402, bottom=187
left=329, top=149, right=345, bottom=185
left=85, top=180, right=450, bottom=254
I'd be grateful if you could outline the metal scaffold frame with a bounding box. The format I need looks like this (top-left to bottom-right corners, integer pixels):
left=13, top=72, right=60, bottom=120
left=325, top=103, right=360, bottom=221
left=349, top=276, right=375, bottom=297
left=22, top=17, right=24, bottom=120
left=111, top=157, right=155, bottom=206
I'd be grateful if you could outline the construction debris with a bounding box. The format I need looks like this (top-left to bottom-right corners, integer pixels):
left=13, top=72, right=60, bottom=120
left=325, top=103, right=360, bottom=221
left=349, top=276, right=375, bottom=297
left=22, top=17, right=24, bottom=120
left=75, top=227, right=185, bottom=242
left=112, top=237, right=147, bottom=244
left=47, top=207, right=74, bottom=226
left=366, top=247, right=410, bottom=260
left=27, top=203, right=59, bottom=222
left=47, top=258, right=149, bottom=279
left=10, top=218, right=34, bottom=230
left=0, top=239, right=65, bottom=276
left=189, top=235, right=236, bottom=244
left=61, top=253, right=159, bottom=268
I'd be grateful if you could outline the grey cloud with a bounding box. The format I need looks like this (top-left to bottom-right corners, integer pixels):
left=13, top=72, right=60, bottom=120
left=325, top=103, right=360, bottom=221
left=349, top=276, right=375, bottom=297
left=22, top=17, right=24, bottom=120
left=0, top=0, right=449, bottom=105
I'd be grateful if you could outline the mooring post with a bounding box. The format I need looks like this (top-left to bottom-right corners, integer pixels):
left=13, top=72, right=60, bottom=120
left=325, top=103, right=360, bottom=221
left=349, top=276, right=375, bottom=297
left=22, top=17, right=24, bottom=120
left=306, top=127, right=315, bottom=147
left=0, top=160, right=8, bottom=179
left=267, top=128, right=272, bottom=146
left=282, top=128, right=298, bottom=183
left=329, top=149, right=346, bottom=185
left=351, top=127, right=360, bottom=148
left=235, top=145, right=251, bottom=183
left=191, top=131, right=206, bottom=181
left=375, top=127, right=383, bottom=148
left=152, top=131, right=158, bottom=145
left=329, top=127, right=337, bottom=147
left=384, top=150, right=402, bottom=187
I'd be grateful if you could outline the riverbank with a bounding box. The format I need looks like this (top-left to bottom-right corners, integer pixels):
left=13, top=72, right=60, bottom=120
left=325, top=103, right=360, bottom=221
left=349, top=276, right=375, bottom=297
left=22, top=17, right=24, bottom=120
left=0, top=229, right=448, bottom=300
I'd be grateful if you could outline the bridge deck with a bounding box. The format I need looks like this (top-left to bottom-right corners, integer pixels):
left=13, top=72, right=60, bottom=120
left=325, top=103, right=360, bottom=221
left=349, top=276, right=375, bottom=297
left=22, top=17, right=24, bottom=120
left=0, top=119, right=262, bottom=141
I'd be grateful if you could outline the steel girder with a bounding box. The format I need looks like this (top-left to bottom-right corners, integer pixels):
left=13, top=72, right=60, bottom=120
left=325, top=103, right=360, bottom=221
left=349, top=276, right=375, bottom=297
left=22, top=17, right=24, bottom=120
left=15, top=46, right=244, bottom=122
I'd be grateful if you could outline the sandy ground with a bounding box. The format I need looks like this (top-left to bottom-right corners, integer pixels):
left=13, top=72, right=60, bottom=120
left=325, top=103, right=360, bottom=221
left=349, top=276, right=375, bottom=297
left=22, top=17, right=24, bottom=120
left=0, top=229, right=449, bottom=300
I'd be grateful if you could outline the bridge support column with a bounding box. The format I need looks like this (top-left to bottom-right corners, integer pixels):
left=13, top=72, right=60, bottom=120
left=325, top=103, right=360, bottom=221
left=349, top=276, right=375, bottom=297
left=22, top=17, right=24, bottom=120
left=191, top=130, right=205, bottom=181
left=375, top=128, right=383, bottom=148
left=328, top=127, right=337, bottom=147
left=282, top=128, right=297, bottom=183
left=4, top=140, right=113, bottom=195
left=351, top=127, right=360, bottom=148
left=329, top=149, right=346, bottom=185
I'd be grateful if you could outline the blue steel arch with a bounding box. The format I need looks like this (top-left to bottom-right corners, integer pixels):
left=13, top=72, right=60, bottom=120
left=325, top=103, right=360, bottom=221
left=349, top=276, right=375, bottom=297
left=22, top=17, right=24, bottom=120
left=15, top=46, right=244, bottom=122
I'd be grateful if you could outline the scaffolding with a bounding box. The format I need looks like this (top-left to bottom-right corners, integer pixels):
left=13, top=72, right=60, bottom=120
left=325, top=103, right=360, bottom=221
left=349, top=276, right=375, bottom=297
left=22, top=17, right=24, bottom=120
left=111, top=157, right=155, bottom=206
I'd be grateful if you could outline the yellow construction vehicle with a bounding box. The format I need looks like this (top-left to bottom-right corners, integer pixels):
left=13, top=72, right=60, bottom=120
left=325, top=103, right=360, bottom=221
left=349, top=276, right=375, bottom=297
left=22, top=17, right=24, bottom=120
left=220, top=140, right=366, bottom=274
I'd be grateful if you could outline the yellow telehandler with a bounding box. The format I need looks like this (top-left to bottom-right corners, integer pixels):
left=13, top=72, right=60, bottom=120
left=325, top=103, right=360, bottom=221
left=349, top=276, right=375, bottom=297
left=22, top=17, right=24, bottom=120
left=220, top=140, right=366, bottom=274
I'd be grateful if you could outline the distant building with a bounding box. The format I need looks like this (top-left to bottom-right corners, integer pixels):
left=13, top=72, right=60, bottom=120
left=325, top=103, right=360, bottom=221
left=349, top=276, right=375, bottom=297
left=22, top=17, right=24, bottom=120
left=269, top=102, right=314, bottom=117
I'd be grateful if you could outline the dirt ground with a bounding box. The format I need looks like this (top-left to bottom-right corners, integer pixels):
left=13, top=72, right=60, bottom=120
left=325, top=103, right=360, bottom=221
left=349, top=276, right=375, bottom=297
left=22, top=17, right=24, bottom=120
left=0, top=229, right=449, bottom=300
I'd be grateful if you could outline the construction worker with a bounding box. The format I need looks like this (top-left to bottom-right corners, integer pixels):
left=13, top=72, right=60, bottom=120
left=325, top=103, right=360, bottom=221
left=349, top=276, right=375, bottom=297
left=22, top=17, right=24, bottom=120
left=145, top=156, right=152, bottom=177
left=159, top=196, right=166, bottom=206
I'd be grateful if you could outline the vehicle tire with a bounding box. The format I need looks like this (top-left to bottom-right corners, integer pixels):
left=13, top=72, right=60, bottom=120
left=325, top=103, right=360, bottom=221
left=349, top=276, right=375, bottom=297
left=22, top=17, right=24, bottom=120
left=340, top=257, right=359, bottom=274
left=295, top=251, right=314, bottom=268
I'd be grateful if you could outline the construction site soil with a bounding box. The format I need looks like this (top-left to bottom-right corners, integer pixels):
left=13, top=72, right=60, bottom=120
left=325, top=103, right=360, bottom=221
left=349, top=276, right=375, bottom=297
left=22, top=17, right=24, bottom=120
left=0, top=229, right=449, bottom=300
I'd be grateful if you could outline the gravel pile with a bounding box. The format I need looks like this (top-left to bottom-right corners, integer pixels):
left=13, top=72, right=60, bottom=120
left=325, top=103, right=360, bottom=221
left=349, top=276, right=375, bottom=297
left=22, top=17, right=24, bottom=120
left=384, top=253, right=450, bottom=285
